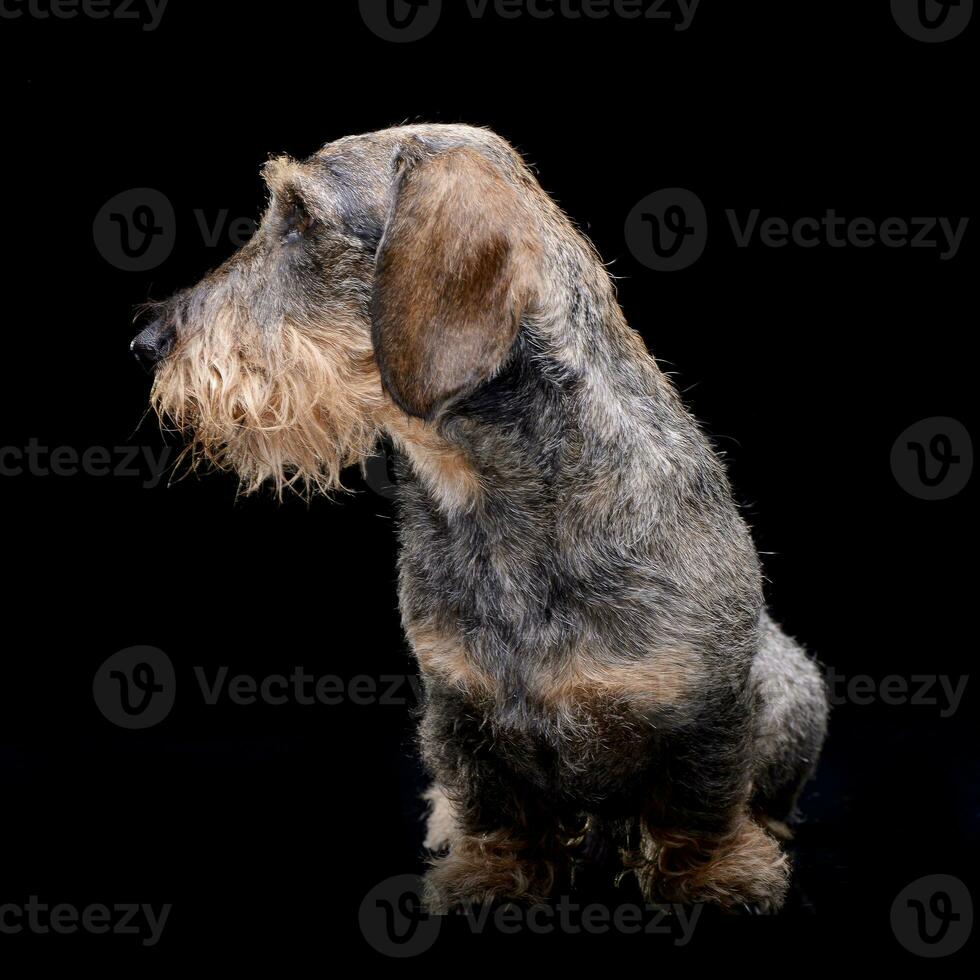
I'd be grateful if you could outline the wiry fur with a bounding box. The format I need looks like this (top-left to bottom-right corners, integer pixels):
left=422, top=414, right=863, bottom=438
left=152, top=312, right=384, bottom=495
left=631, top=815, right=790, bottom=912
left=134, top=123, right=829, bottom=913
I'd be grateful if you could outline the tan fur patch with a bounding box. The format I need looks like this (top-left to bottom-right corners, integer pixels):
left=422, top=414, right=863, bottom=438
left=422, top=783, right=459, bottom=853
left=763, top=818, right=794, bottom=842
left=635, top=813, right=790, bottom=912
left=260, top=155, right=306, bottom=198
left=383, top=411, right=483, bottom=517
left=405, top=619, right=495, bottom=696
left=423, top=827, right=556, bottom=912
left=537, top=646, right=702, bottom=711
left=151, top=306, right=385, bottom=497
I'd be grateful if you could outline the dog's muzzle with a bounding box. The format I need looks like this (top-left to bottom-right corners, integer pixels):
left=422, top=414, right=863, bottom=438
left=131, top=318, right=175, bottom=373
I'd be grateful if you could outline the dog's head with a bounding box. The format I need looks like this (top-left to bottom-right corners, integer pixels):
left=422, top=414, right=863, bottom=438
left=134, top=124, right=551, bottom=495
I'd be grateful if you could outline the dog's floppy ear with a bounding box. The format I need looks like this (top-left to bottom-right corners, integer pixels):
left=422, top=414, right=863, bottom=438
left=371, top=143, right=539, bottom=420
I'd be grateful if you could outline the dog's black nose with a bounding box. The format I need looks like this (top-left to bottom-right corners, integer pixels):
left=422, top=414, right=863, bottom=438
left=131, top=318, right=175, bottom=373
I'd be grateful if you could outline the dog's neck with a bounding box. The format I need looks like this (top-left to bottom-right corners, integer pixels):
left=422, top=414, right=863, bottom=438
left=382, top=410, right=485, bottom=519
left=380, top=272, right=712, bottom=537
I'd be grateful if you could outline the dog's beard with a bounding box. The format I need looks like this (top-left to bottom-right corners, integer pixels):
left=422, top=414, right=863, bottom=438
left=151, top=313, right=385, bottom=496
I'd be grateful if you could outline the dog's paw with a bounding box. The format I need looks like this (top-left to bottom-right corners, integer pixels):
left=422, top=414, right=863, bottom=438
left=422, top=833, right=556, bottom=913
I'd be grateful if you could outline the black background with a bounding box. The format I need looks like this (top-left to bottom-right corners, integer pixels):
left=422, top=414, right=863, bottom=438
left=1, top=0, right=975, bottom=967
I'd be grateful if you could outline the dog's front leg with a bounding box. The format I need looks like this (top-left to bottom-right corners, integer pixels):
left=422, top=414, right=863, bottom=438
left=634, top=716, right=789, bottom=912
left=418, top=693, right=565, bottom=912
left=423, top=804, right=559, bottom=913
left=637, top=810, right=789, bottom=913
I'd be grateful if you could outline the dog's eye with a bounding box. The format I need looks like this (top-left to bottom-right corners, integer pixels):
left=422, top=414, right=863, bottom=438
left=281, top=201, right=317, bottom=244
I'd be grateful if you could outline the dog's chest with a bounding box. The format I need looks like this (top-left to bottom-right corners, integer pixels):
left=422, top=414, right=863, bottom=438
left=415, top=647, right=671, bottom=808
